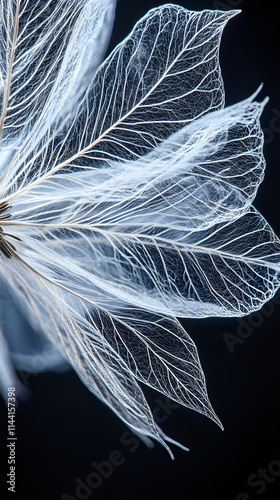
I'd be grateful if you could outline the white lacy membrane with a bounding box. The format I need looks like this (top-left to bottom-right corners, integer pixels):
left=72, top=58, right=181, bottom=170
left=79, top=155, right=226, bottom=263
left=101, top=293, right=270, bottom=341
left=0, top=2, right=279, bottom=453
left=0, top=0, right=116, bottom=178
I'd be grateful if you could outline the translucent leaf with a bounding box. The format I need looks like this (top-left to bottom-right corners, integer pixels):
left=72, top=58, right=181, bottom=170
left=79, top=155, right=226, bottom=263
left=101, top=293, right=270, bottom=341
left=1, top=258, right=196, bottom=455
left=0, top=5, right=237, bottom=196
left=12, top=92, right=267, bottom=231
left=10, top=204, right=280, bottom=318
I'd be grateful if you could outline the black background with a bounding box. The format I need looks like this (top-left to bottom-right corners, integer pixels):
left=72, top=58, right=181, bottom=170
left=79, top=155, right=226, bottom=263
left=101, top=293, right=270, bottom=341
left=1, top=0, right=280, bottom=499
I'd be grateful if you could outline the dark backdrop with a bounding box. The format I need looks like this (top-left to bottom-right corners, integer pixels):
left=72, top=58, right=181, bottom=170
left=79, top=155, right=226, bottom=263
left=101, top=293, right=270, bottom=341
left=1, top=1, right=280, bottom=499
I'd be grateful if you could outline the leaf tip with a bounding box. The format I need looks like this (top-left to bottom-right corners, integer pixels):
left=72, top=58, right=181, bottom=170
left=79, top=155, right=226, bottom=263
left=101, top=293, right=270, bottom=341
left=228, top=9, right=242, bottom=16
left=246, top=83, right=270, bottom=110
left=212, top=412, right=224, bottom=430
